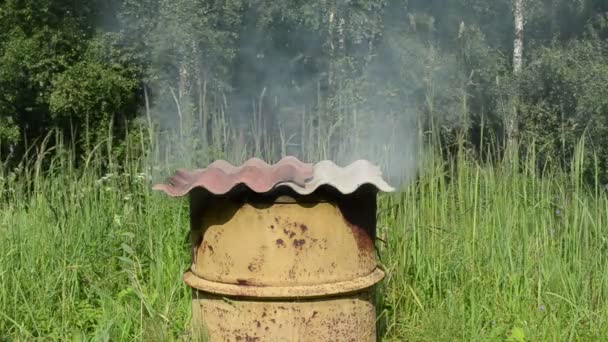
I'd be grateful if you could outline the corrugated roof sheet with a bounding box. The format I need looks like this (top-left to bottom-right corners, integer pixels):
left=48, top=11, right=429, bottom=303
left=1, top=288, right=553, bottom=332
left=283, top=160, right=394, bottom=195
left=153, top=157, right=394, bottom=197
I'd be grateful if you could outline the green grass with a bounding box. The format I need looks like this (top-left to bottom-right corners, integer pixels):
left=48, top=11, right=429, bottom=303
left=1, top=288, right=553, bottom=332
left=1, top=131, right=608, bottom=341
left=377, top=140, right=608, bottom=341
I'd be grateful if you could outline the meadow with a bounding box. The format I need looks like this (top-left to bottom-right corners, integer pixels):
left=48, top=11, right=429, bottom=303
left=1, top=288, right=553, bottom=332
left=1, top=126, right=608, bottom=342
left=3, top=1, right=608, bottom=340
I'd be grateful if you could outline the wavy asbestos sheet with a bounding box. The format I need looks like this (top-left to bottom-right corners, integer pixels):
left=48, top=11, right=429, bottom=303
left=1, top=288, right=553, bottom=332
left=282, top=159, right=394, bottom=195
left=153, top=157, right=394, bottom=197
left=152, top=156, right=314, bottom=197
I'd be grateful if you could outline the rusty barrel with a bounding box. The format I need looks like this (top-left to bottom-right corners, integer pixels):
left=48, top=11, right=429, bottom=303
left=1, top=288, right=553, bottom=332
left=153, top=157, right=394, bottom=341
left=185, top=186, right=384, bottom=341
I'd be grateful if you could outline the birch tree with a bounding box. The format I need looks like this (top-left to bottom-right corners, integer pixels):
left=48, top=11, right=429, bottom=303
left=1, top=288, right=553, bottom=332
left=513, top=0, right=524, bottom=74
left=508, top=0, right=524, bottom=144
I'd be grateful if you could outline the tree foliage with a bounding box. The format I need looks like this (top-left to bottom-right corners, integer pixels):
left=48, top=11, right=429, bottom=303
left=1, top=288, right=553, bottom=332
left=1, top=0, right=608, bottom=177
left=0, top=0, right=138, bottom=154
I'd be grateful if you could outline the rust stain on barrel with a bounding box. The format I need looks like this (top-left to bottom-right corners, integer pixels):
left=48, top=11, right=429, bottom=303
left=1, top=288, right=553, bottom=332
left=293, top=239, right=306, bottom=249
left=283, top=228, right=296, bottom=238
left=346, top=221, right=375, bottom=254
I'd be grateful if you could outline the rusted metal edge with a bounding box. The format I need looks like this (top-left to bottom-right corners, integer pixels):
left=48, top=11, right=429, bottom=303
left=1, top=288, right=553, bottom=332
left=184, top=267, right=385, bottom=299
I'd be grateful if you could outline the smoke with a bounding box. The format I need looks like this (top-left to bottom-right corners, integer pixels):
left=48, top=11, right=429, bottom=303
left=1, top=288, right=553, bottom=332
left=120, top=1, right=432, bottom=188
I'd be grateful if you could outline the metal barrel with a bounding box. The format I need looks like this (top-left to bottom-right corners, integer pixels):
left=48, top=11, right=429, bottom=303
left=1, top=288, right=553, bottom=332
left=186, top=188, right=384, bottom=341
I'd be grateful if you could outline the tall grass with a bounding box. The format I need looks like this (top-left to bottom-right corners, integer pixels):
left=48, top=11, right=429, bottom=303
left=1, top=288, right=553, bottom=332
left=378, top=139, right=608, bottom=341
left=1, top=113, right=608, bottom=341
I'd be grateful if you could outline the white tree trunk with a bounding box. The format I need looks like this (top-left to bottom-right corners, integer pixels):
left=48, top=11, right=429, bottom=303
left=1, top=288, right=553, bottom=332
left=508, top=0, right=524, bottom=144
left=513, top=0, right=524, bottom=74
left=338, top=17, right=345, bottom=52
left=178, top=62, right=190, bottom=100
left=328, top=6, right=336, bottom=87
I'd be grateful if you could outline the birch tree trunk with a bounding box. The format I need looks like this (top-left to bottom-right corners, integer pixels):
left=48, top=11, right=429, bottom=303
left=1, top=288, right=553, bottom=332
left=328, top=5, right=336, bottom=88
left=508, top=0, right=524, bottom=144
left=513, top=0, right=524, bottom=74
left=178, top=61, right=190, bottom=100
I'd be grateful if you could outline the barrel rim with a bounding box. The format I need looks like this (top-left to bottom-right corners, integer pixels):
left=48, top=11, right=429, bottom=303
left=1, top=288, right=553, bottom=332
left=184, top=267, right=385, bottom=299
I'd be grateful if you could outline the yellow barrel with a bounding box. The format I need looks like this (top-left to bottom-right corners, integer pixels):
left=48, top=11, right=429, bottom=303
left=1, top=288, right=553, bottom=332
left=191, top=290, right=377, bottom=341
left=185, top=188, right=384, bottom=341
